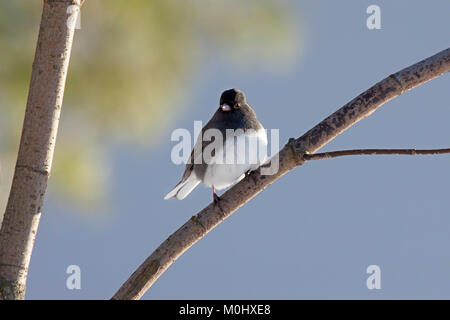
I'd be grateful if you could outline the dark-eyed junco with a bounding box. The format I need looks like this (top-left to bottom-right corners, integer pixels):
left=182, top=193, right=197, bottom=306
left=164, top=88, right=267, bottom=202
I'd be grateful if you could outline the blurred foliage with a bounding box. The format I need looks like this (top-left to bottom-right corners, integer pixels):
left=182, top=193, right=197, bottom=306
left=0, top=0, right=300, bottom=214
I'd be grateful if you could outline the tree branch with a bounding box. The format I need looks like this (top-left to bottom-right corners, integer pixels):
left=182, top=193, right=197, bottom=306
left=303, top=148, right=450, bottom=160
left=0, top=0, right=84, bottom=300
left=112, top=47, right=450, bottom=300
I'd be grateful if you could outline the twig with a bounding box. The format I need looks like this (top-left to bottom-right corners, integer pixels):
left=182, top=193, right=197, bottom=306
left=303, top=148, right=450, bottom=160
left=112, top=47, right=450, bottom=300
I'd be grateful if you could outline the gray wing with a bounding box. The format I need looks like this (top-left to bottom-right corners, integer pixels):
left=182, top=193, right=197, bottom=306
left=182, top=117, right=225, bottom=181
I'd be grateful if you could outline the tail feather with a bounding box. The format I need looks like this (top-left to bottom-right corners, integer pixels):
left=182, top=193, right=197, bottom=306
left=164, top=177, right=200, bottom=200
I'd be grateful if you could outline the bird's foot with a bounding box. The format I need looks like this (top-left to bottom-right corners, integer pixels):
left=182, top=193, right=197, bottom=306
left=245, top=170, right=258, bottom=186
left=212, top=188, right=225, bottom=217
left=213, top=192, right=221, bottom=204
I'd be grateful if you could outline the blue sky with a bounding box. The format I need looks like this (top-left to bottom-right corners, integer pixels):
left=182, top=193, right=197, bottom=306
left=24, top=0, right=450, bottom=299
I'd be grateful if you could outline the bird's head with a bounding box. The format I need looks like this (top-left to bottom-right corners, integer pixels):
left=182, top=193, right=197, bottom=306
left=219, top=88, right=246, bottom=112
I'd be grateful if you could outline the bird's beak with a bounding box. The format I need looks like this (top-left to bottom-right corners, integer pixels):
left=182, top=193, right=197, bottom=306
left=221, top=104, right=231, bottom=111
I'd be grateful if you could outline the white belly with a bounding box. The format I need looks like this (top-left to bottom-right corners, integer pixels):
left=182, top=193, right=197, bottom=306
left=202, top=128, right=268, bottom=190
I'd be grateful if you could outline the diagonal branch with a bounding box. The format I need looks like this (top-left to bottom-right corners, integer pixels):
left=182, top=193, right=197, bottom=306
left=304, top=148, right=450, bottom=160
left=112, top=47, right=450, bottom=300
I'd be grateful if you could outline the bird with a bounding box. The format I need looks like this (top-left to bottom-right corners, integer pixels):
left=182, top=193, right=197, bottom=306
left=164, top=88, right=268, bottom=202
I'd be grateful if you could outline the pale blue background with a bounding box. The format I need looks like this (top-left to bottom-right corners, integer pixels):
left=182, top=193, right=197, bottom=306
left=26, top=0, right=450, bottom=299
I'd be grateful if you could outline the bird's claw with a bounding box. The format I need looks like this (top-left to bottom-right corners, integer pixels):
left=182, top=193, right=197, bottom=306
left=213, top=192, right=221, bottom=204
left=212, top=191, right=225, bottom=217
left=245, top=170, right=258, bottom=186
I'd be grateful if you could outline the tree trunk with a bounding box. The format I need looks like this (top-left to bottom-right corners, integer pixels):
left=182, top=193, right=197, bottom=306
left=0, top=0, right=83, bottom=300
